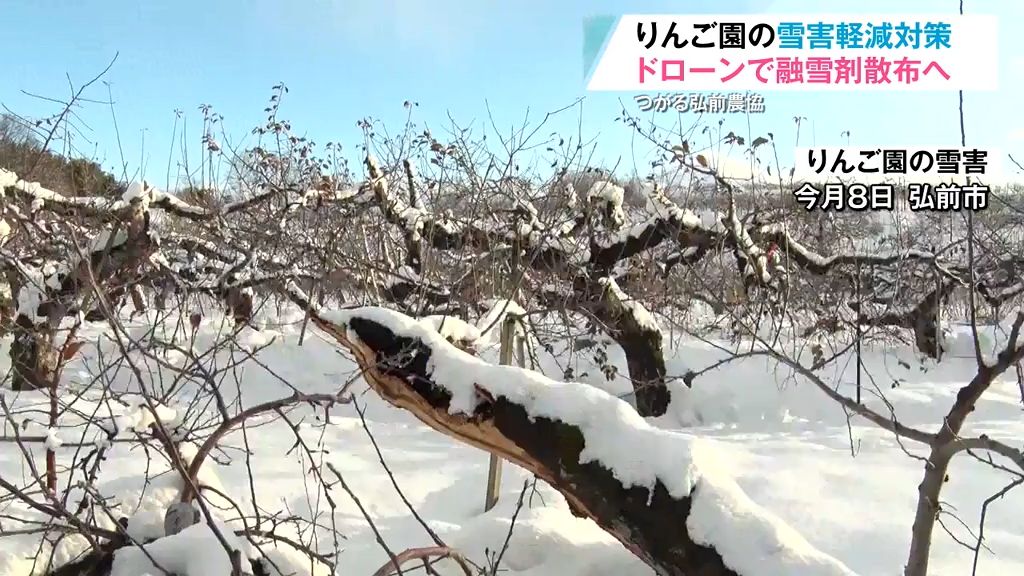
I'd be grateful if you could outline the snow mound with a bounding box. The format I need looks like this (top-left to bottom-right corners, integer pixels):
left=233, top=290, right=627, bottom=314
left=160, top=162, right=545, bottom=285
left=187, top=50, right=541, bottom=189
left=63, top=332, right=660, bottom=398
left=419, top=314, right=482, bottom=345
left=110, top=519, right=248, bottom=576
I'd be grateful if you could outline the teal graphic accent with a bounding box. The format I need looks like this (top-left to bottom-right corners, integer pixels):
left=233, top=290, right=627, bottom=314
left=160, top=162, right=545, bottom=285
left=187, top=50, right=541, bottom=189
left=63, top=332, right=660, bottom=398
left=583, top=15, right=618, bottom=83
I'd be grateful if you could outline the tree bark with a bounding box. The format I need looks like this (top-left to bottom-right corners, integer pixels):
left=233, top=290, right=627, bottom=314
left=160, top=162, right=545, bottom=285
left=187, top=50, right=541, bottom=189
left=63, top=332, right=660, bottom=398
left=904, top=447, right=951, bottom=576
left=905, top=312, right=1024, bottom=575
left=10, top=315, right=58, bottom=391
left=579, top=275, right=670, bottom=417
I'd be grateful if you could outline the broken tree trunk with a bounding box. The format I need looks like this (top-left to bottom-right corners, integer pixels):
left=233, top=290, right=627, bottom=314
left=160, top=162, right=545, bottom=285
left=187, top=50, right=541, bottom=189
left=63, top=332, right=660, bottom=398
left=311, top=311, right=731, bottom=575
left=274, top=282, right=872, bottom=573
left=288, top=294, right=854, bottom=576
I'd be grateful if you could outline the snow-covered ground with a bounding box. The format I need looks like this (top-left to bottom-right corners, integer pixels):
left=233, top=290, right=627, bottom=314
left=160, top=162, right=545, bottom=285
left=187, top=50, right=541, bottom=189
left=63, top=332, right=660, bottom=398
left=0, top=303, right=1022, bottom=575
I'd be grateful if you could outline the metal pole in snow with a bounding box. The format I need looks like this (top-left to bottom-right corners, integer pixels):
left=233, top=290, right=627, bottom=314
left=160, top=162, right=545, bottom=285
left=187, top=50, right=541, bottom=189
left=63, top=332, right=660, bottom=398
left=485, top=314, right=520, bottom=512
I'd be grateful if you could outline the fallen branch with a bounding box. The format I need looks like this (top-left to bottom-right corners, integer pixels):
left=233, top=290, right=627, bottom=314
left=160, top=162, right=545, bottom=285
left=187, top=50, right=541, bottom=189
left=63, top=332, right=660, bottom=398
left=284, top=284, right=856, bottom=576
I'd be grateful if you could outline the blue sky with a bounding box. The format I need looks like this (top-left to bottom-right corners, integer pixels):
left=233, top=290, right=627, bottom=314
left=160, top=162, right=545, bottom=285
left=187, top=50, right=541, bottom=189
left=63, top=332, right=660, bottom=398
left=1, top=0, right=1020, bottom=189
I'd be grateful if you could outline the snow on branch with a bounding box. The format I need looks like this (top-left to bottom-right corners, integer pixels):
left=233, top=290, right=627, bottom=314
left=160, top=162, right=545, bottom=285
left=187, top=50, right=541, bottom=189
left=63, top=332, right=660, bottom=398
left=598, top=276, right=662, bottom=340
left=587, top=180, right=626, bottom=230
left=754, top=223, right=937, bottom=274
left=0, top=167, right=331, bottom=223
left=2, top=168, right=124, bottom=219
left=589, top=275, right=669, bottom=414
left=364, top=156, right=584, bottom=274
left=589, top=184, right=724, bottom=271
left=365, top=156, right=488, bottom=255
left=289, top=287, right=855, bottom=576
